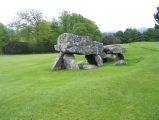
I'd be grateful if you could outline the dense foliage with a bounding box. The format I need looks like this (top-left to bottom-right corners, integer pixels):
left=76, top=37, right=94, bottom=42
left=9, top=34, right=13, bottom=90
left=101, top=35, right=121, bottom=45
left=0, top=8, right=159, bottom=54
left=142, top=28, right=159, bottom=41
left=0, top=23, right=10, bottom=52
left=114, top=28, right=142, bottom=43
left=58, top=11, right=104, bottom=41
left=3, top=41, right=30, bottom=54
left=114, top=28, right=159, bottom=43
left=0, top=9, right=104, bottom=54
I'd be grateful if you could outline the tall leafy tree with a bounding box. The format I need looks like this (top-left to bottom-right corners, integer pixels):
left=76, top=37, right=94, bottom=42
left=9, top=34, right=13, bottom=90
left=58, top=10, right=104, bottom=41
left=142, top=28, right=159, bottom=41
left=114, top=30, right=126, bottom=43
left=58, top=11, right=72, bottom=33
left=12, top=9, right=52, bottom=43
left=50, top=18, right=62, bottom=44
left=0, top=23, right=10, bottom=51
left=7, top=22, right=24, bottom=42
left=154, top=7, right=159, bottom=29
left=124, top=28, right=141, bottom=43
left=115, top=29, right=141, bottom=43
left=5, top=9, right=55, bottom=53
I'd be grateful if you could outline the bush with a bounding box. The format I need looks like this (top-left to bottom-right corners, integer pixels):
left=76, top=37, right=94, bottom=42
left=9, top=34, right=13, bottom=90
left=101, top=35, right=121, bottom=45
left=3, top=41, right=30, bottom=54
left=31, top=40, right=55, bottom=53
left=3, top=40, right=55, bottom=54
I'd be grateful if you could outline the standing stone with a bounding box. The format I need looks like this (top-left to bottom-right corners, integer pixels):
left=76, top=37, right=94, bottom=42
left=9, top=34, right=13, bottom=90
left=94, top=55, right=103, bottom=66
left=63, top=54, right=79, bottom=70
left=51, top=52, right=64, bottom=70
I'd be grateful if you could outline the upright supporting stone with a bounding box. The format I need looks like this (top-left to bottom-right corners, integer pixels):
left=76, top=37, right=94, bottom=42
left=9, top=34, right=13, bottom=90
left=51, top=52, right=64, bottom=70
left=94, top=55, right=103, bottom=66
left=63, top=54, right=79, bottom=70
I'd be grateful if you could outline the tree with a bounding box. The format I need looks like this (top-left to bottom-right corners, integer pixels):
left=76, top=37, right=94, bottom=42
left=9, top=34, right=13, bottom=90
left=8, top=9, right=55, bottom=53
left=50, top=18, right=62, bottom=44
left=101, top=35, right=121, bottom=45
left=142, top=28, right=159, bottom=41
left=154, top=7, right=159, bottom=29
left=0, top=23, right=10, bottom=52
left=58, top=11, right=72, bottom=33
left=124, top=28, right=141, bottom=43
left=12, top=9, right=52, bottom=43
left=114, top=30, right=126, bottom=43
left=36, top=20, right=52, bottom=42
left=58, top=11, right=104, bottom=41
left=115, top=29, right=142, bottom=43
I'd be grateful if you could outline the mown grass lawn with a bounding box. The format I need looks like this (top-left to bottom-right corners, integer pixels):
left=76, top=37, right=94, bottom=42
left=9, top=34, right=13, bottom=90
left=0, top=42, right=159, bottom=120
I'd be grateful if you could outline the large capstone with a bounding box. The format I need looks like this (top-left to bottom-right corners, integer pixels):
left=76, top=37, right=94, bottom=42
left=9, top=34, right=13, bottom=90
left=54, top=33, right=103, bottom=55
left=103, top=45, right=126, bottom=54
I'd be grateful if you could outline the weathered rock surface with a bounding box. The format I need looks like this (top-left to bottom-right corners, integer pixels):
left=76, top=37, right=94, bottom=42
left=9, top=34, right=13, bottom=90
left=114, top=60, right=128, bottom=65
left=103, top=45, right=126, bottom=54
left=52, top=33, right=105, bottom=71
left=100, top=45, right=126, bottom=63
left=94, top=55, right=103, bottom=66
left=100, top=52, right=123, bottom=62
left=54, top=33, right=103, bottom=55
left=63, top=54, right=79, bottom=70
left=51, top=52, right=64, bottom=70
left=77, top=61, right=84, bottom=66
left=83, top=64, right=97, bottom=70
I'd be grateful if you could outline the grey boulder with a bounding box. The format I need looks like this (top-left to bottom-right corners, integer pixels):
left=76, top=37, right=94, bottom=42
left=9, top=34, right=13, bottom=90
left=114, top=60, right=128, bottom=65
left=83, top=64, right=97, bottom=70
left=104, top=45, right=126, bottom=54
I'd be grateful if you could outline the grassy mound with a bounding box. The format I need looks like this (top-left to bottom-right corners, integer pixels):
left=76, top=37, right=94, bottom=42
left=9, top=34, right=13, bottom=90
left=0, top=42, right=159, bottom=120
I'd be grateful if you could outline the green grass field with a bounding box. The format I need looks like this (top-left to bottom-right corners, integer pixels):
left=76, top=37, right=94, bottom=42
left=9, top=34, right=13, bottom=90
left=0, top=42, right=159, bottom=120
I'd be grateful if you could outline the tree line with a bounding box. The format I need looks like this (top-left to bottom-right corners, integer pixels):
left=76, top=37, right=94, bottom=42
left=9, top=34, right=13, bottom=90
left=0, top=8, right=159, bottom=54
left=101, top=28, right=159, bottom=45
left=0, top=9, right=103, bottom=54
